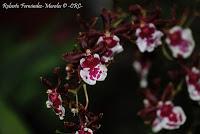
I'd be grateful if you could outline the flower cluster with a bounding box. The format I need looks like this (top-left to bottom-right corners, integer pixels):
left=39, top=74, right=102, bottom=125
left=64, top=104, right=103, bottom=134
left=40, top=3, right=199, bottom=134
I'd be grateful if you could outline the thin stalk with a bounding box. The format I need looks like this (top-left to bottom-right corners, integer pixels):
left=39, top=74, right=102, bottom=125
left=172, top=79, right=184, bottom=98
left=75, top=92, right=79, bottom=113
left=83, top=84, right=89, bottom=110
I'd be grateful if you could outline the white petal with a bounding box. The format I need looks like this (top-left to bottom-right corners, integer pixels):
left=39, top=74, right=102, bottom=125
left=46, top=89, right=52, bottom=94
left=173, top=106, right=186, bottom=125
left=161, top=117, right=179, bottom=130
left=80, top=58, right=86, bottom=67
left=97, top=36, right=104, bottom=44
left=80, top=69, right=96, bottom=85
left=187, top=84, right=200, bottom=101
left=140, top=77, right=148, bottom=88
left=93, top=53, right=100, bottom=59
left=166, top=45, right=181, bottom=58
left=169, top=26, right=181, bottom=33
left=97, top=65, right=108, bottom=81
left=153, top=30, right=163, bottom=43
left=132, top=61, right=142, bottom=73
left=182, top=28, right=195, bottom=58
left=192, top=67, right=200, bottom=74
left=46, top=100, right=52, bottom=108
left=58, top=105, right=65, bottom=120
left=113, top=35, right=120, bottom=42
left=136, top=38, right=147, bottom=53
left=111, top=43, right=124, bottom=54
left=143, top=99, right=150, bottom=108
left=146, top=44, right=156, bottom=52
left=102, top=55, right=113, bottom=63
left=135, top=28, right=141, bottom=36
left=149, top=23, right=155, bottom=28
left=152, top=118, right=163, bottom=133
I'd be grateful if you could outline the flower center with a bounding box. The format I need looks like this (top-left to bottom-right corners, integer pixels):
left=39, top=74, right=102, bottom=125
left=103, top=36, right=118, bottom=48
left=160, top=104, right=173, bottom=117
left=81, top=55, right=100, bottom=69
left=139, top=25, right=155, bottom=39
left=89, top=67, right=102, bottom=80
left=169, top=31, right=190, bottom=52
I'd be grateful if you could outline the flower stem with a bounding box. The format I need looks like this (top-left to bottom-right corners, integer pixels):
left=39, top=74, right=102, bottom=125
left=173, top=79, right=184, bottom=98
left=161, top=44, right=173, bottom=61
left=75, top=92, right=79, bottom=113
left=83, top=84, right=89, bottom=110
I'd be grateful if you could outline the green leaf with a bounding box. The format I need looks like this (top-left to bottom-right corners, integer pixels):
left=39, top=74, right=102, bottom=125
left=0, top=100, right=30, bottom=134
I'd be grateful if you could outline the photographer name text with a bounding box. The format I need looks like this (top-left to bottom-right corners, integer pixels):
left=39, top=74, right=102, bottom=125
left=2, top=2, right=83, bottom=10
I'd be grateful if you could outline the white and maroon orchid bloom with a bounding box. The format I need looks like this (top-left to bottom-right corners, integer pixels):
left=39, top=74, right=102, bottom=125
left=97, top=32, right=123, bottom=54
left=75, top=127, right=93, bottom=134
left=166, top=26, right=195, bottom=58
left=46, top=89, right=65, bottom=120
left=152, top=101, right=186, bottom=133
left=133, top=59, right=151, bottom=88
left=97, top=32, right=123, bottom=63
left=185, top=67, right=200, bottom=101
left=80, top=51, right=107, bottom=85
left=135, top=23, right=163, bottom=53
left=138, top=85, right=186, bottom=133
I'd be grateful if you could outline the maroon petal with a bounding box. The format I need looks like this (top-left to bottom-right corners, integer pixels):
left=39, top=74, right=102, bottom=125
left=63, top=51, right=85, bottom=63
left=129, top=4, right=143, bottom=17
left=143, top=89, right=158, bottom=105
left=138, top=106, right=157, bottom=119
left=40, top=77, right=53, bottom=89
left=161, top=83, right=174, bottom=101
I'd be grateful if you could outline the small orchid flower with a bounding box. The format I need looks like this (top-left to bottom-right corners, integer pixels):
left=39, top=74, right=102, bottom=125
left=185, top=67, right=200, bottom=101
left=46, top=89, right=65, bottom=120
left=166, top=26, right=195, bottom=58
left=152, top=101, right=186, bottom=133
left=80, top=50, right=107, bottom=85
left=75, top=127, right=93, bottom=134
left=41, top=75, right=66, bottom=120
left=97, top=32, right=123, bottom=63
left=133, top=59, right=151, bottom=88
left=135, top=23, right=163, bottom=53
left=138, top=84, right=186, bottom=133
